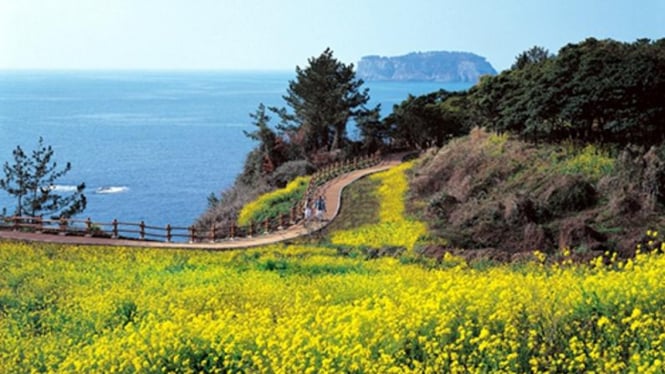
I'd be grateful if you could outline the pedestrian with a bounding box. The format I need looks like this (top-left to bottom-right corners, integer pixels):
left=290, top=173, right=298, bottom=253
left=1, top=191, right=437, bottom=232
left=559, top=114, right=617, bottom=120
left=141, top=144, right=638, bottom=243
left=303, top=198, right=312, bottom=222
left=315, top=195, right=326, bottom=221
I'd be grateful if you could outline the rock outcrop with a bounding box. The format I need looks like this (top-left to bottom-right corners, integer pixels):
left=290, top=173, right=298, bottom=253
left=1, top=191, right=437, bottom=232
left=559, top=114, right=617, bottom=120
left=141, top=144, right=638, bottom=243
left=357, top=51, right=496, bottom=83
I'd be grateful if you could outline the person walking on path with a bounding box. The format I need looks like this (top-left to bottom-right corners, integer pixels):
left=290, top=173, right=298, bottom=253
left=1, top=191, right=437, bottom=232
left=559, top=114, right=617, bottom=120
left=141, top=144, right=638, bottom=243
left=315, top=195, right=327, bottom=221
left=303, top=198, right=313, bottom=223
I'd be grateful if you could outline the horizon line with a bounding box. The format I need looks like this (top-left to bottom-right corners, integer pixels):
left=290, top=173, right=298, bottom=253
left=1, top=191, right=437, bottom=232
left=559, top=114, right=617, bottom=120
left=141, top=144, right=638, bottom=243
left=0, top=68, right=295, bottom=73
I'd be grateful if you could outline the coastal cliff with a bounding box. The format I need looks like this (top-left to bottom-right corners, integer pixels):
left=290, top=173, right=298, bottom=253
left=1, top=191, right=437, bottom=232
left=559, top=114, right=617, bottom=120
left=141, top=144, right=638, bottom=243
left=357, top=51, right=496, bottom=83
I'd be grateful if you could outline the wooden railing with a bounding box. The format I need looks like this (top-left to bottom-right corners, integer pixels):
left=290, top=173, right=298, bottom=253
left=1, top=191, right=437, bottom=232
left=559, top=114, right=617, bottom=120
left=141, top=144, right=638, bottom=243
left=0, top=153, right=382, bottom=244
left=0, top=216, right=194, bottom=242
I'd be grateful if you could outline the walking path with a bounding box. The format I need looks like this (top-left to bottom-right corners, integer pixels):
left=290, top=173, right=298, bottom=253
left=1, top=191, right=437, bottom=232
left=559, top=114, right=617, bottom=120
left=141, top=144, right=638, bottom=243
left=0, top=155, right=404, bottom=250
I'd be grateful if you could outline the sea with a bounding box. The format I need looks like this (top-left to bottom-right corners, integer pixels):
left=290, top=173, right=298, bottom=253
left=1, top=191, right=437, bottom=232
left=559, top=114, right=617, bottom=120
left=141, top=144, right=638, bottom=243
left=0, top=71, right=471, bottom=230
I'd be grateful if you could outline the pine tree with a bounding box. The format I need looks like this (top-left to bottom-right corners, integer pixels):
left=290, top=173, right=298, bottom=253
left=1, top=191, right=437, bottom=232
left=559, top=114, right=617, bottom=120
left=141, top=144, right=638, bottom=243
left=275, top=48, right=376, bottom=155
left=0, top=137, right=86, bottom=219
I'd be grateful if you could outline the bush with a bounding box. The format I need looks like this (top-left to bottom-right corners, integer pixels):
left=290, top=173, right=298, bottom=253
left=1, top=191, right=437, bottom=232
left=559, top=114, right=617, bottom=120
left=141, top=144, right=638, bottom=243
left=194, top=178, right=270, bottom=233
left=542, top=176, right=597, bottom=216
left=269, top=160, right=316, bottom=188
left=427, top=193, right=459, bottom=219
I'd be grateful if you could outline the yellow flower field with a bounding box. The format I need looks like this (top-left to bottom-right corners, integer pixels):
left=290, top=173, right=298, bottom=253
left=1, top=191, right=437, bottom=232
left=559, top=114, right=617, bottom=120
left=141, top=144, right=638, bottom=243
left=237, top=175, right=310, bottom=226
left=330, top=161, right=427, bottom=251
left=2, top=240, right=665, bottom=373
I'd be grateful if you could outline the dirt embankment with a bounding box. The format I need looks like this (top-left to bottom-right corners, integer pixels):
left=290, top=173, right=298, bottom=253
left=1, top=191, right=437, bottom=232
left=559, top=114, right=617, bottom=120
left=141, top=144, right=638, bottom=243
left=408, top=128, right=665, bottom=261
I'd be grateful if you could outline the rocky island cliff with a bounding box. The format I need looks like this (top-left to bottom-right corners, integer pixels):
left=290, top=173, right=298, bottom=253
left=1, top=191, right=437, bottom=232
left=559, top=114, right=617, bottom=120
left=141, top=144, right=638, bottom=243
left=357, top=51, right=496, bottom=83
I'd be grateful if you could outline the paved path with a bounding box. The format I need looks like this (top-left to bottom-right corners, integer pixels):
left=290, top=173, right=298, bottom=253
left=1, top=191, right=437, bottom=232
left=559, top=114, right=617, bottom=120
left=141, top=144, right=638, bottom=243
left=0, top=155, right=403, bottom=250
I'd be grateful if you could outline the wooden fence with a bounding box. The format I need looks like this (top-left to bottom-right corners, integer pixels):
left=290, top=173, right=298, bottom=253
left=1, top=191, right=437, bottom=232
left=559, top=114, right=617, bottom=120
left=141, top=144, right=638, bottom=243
left=0, top=153, right=382, bottom=244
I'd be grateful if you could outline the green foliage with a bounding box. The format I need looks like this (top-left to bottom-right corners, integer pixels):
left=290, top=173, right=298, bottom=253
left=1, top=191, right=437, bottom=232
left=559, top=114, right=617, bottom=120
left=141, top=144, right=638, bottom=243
left=269, top=160, right=316, bottom=188
left=469, top=38, right=665, bottom=146
left=355, top=105, right=388, bottom=154
left=244, top=103, right=288, bottom=174
left=114, top=300, right=138, bottom=327
left=543, top=176, right=597, bottom=216
left=197, top=48, right=378, bottom=230
left=511, top=45, right=552, bottom=70
left=384, top=90, right=471, bottom=150
left=275, top=47, right=377, bottom=154
left=0, top=137, right=86, bottom=218
left=206, top=193, right=219, bottom=208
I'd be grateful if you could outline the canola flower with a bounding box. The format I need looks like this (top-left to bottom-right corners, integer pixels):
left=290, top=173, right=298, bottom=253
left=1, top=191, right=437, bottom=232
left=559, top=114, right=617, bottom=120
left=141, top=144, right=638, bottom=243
left=330, top=161, right=427, bottom=251
left=237, top=175, right=310, bottom=226
left=2, top=240, right=665, bottom=373
left=557, top=144, right=615, bottom=180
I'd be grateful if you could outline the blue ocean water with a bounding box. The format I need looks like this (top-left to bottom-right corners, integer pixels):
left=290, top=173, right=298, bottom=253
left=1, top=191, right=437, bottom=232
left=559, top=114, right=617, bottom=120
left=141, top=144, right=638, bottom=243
left=0, top=71, right=471, bottom=229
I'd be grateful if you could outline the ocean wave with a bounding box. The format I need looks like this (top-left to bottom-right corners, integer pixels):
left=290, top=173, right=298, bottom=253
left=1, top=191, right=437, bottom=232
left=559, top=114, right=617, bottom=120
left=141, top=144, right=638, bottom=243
left=49, top=185, right=80, bottom=192
left=95, top=186, right=129, bottom=194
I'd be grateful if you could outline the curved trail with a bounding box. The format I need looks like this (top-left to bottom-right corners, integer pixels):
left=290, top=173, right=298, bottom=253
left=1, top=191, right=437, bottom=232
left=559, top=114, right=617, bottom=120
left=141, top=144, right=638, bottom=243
left=0, top=155, right=403, bottom=250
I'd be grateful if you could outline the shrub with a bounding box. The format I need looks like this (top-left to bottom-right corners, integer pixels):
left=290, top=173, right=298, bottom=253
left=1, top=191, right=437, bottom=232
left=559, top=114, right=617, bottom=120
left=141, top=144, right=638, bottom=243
left=542, top=176, right=597, bottom=216
left=269, top=160, right=316, bottom=188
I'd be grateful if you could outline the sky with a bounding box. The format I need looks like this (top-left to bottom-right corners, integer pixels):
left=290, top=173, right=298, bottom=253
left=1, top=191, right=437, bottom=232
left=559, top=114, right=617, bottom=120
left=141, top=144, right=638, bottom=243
left=0, top=0, right=663, bottom=72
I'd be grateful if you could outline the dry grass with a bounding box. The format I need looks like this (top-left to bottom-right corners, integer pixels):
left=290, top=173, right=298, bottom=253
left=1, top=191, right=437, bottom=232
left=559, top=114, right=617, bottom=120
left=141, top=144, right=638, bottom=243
left=408, top=128, right=665, bottom=257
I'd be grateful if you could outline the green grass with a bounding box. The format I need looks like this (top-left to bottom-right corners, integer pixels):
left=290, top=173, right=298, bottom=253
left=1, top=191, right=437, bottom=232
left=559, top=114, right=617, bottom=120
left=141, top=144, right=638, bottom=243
left=323, top=175, right=381, bottom=234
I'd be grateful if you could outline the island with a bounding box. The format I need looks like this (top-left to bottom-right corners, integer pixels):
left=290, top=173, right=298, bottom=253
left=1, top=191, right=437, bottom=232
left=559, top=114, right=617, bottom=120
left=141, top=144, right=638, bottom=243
left=357, top=51, right=497, bottom=83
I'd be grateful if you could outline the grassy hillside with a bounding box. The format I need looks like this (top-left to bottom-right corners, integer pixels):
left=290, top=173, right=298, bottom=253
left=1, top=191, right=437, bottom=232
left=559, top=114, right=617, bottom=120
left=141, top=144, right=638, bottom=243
left=408, top=128, right=665, bottom=260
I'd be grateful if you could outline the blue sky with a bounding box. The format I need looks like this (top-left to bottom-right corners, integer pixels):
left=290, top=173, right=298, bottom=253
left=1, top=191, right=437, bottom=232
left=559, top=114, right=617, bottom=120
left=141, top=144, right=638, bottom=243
left=1, top=0, right=663, bottom=72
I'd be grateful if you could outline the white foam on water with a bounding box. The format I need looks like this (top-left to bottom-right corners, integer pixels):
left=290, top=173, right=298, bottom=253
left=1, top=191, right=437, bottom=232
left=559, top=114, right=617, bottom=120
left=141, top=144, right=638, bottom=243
left=95, top=186, right=129, bottom=194
left=49, top=185, right=80, bottom=193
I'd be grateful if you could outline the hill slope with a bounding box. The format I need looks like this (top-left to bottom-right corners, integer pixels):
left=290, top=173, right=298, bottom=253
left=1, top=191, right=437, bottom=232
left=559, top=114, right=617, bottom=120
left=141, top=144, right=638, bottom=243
left=408, top=129, right=665, bottom=260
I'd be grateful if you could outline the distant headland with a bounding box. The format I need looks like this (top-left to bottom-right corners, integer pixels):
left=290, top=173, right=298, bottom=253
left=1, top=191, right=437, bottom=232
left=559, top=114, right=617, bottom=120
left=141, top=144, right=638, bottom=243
left=357, top=51, right=496, bottom=83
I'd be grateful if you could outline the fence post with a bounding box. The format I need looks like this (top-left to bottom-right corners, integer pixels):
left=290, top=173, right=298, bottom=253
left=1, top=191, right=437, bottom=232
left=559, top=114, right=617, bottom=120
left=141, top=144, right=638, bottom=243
left=189, top=226, right=196, bottom=243
left=248, top=222, right=253, bottom=237
left=290, top=206, right=296, bottom=224
left=35, top=216, right=43, bottom=233
left=86, top=217, right=93, bottom=236
left=11, top=216, right=18, bottom=231
left=279, top=213, right=286, bottom=229
left=139, top=221, right=145, bottom=240
left=264, top=218, right=269, bottom=234
left=112, top=219, right=119, bottom=238
left=59, top=216, right=67, bottom=235
left=230, top=224, right=235, bottom=239
left=208, top=224, right=215, bottom=242
left=166, top=224, right=172, bottom=243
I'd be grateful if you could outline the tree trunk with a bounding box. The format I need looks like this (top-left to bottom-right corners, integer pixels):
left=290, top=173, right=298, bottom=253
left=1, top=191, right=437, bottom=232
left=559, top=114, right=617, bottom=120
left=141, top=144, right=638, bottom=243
left=331, top=123, right=345, bottom=151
